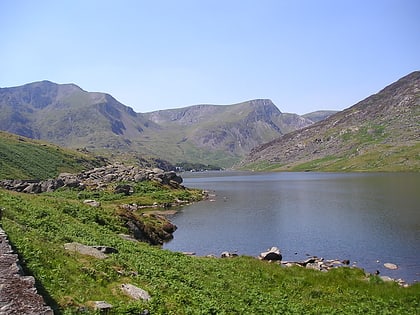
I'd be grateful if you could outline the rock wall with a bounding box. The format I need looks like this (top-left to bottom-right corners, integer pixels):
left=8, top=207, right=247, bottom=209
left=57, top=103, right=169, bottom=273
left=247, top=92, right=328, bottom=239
left=0, top=227, right=53, bottom=315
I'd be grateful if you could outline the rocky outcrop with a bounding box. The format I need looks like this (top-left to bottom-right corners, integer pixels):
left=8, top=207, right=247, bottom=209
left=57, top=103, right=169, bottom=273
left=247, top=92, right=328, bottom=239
left=0, top=227, right=53, bottom=315
left=0, top=164, right=184, bottom=194
left=117, top=208, right=177, bottom=245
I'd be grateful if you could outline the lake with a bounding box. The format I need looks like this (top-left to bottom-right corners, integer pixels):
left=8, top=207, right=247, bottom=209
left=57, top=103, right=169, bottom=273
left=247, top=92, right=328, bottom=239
left=164, top=172, right=420, bottom=283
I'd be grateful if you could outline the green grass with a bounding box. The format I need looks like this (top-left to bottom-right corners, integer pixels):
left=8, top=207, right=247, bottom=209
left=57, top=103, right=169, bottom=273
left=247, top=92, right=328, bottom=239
left=0, top=131, right=103, bottom=180
left=1, top=185, right=419, bottom=314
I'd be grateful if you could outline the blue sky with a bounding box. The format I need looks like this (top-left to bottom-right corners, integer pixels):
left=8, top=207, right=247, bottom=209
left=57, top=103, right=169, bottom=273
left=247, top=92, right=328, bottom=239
left=1, top=0, right=419, bottom=114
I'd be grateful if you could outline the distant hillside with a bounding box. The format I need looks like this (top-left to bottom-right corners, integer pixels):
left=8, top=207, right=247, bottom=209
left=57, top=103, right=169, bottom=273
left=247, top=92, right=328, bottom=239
left=0, top=82, right=314, bottom=168
left=0, top=131, right=105, bottom=179
left=303, top=110, right=339, bottom=123
left=144, top=99, right=312, bottom=166
left=240, top=71, right=420, bottom=172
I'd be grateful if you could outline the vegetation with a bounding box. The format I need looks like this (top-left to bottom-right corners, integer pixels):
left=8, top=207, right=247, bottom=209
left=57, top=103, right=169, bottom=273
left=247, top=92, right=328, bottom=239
left=1, top=182, right=419, bottom=314
left=0, top=131, right=104, bottom=180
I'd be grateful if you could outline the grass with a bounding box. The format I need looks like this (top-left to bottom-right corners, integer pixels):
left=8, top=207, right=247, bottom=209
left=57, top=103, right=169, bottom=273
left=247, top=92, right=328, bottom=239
left=1, top=184, right=419, bottom=314
left=0, top=131, right=103, bottom=180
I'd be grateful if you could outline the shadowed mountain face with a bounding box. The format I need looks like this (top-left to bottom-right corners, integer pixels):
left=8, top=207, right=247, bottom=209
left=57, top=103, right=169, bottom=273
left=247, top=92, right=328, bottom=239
left=240, top=71, right=420, bottom=171
left=0, top=82, right=313, bottom=168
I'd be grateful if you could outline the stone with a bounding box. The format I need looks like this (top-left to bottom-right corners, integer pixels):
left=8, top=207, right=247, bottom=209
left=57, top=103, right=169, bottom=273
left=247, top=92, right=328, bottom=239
left=121, top=283, right=151, bottom=301
left=64, top=242, right=107, bottom=259
left=92, top=246, right=118, bottom=254
left=384, top=263, right=398, bottom=270
left=220, top=251, right=238, bottom=258
left=259, top=247, right=282, bottom=261
left=94, top=301, right=113, bottom=312
left=83, top=199, right=101, bottom=207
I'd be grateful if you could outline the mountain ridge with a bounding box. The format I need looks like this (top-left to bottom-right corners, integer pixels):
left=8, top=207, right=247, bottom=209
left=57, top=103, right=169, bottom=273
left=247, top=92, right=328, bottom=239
left=240, top=71, right=420, bottom=171
left=0, top=83, right=316, bottom=168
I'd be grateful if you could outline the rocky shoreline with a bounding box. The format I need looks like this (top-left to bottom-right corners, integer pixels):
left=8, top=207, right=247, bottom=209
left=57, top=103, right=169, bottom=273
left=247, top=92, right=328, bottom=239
left=181, top=247, right=411, bottom=287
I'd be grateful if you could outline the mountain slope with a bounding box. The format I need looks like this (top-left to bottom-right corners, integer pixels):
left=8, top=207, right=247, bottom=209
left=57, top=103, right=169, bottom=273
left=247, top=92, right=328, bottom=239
left=0, top=81, right=156, bottom=150
left=0, top=131, right=104, bottom=179
left=144, top=99, right=312, bottom=166
left=0, top=82, right=313, bottom=168
left=240, top=71, right=420, bottom=171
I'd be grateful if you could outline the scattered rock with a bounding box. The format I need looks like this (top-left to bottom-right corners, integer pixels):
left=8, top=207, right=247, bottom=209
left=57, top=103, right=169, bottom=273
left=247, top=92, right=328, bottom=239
left=121, top=284, right=151, bottom=301
left=259, top=247, right=282, bottom=261
left=0, top=164, right=185, bottom=194
left=384, top=263, right=398, bottom=270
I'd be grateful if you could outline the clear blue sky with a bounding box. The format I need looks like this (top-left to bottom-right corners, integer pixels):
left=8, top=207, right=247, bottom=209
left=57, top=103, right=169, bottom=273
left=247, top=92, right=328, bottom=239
left=1, top=0, right=419, bottom=114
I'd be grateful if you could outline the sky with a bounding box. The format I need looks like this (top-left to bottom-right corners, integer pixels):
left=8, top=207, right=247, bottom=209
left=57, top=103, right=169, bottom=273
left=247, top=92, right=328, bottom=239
left=1, top=0, right=419, bottom=115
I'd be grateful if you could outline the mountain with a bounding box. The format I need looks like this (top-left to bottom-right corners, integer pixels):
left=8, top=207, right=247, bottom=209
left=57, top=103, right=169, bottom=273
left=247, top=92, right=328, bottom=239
left=143, top=99, right=312, bottom=166
left=0, top=82, right=314, bottom=168
left=239, top=71, right=420, bottom=172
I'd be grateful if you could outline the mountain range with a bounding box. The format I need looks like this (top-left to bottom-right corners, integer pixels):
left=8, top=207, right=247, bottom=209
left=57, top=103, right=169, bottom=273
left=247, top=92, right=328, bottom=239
left=1, top=71, right=418, bottom=172
left=240, top=71, right=420, bottom=171
left=0, top=81, right=331, bottom=168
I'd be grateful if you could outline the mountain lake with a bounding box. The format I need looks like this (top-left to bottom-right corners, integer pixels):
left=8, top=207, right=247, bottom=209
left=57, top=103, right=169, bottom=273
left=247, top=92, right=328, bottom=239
left=164, top=171, right=420, bottom=283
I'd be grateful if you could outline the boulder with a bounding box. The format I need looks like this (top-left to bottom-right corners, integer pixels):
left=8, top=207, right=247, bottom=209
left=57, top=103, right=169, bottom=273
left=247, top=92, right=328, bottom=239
left=220, top=251, right=238, bottom=258
left=121, top=283, right=151, bottom=301
left=259, top=247, right=282, bottom=261
left=384, top=263, right=398, bottom=270
left=63, top=242, right=107, bottom=259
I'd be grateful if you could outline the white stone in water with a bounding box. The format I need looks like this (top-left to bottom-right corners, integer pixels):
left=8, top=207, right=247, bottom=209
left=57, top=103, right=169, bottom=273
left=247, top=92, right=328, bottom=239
left=384, top=263, right=398, bottom=270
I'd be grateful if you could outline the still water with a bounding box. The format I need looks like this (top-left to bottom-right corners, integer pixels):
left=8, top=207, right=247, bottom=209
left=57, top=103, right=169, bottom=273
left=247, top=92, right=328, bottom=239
left=164, top=172, right=420, bottom=283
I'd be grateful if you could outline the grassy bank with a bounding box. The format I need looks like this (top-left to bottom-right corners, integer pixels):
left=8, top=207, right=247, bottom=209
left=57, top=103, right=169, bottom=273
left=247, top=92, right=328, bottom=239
left=1, top=183, right=419, bottom=314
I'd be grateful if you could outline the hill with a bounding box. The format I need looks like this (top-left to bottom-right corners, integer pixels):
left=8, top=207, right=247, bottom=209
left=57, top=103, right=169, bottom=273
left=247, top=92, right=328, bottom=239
left=0, top=82, right=313, bottom=168
left=240, top=71, right=420, bottom=171
left=144, top=99, right=312, bottom=167
left=0, top=131, right=105, bottom=179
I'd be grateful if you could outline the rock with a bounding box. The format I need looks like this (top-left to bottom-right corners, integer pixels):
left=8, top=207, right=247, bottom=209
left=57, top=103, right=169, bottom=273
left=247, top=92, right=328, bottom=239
left=121, top=283, right=151, bottom=301
left=94, top=301, right=113, bottom=312
left=0, top=228, right=54, bottom=315
left=63, top=242, right=107, bottom=259
left=384, top=263, right=398, bottom=270
left=114, top=184, right=133, bottom=195
left=221, top=251, right=238, bottom=258
left=259, top=247, right=282, bottom=261
left=92, top=246, right=118, bottom=254
left=83, top=199, right=101, bottom=207
left=380, top=276, right=394, bottom=282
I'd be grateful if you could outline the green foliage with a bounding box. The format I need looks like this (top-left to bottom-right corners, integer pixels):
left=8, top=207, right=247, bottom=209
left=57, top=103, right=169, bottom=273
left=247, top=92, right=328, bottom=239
left=0, top=131, right=103, bottom=180
left=1, top=186, right=419, bottom=314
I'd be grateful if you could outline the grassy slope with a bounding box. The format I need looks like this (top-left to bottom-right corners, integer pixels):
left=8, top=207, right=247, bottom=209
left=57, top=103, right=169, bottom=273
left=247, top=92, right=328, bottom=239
left=1, top=186, right=419, bottom=314
left=0, top=132, right=419, bottom=314
left=0, top=131, right=103, bottom=179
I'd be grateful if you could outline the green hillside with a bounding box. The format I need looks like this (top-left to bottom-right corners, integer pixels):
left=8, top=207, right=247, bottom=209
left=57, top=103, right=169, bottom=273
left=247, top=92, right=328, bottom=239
left=0, top=131, right=104, bottom=179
